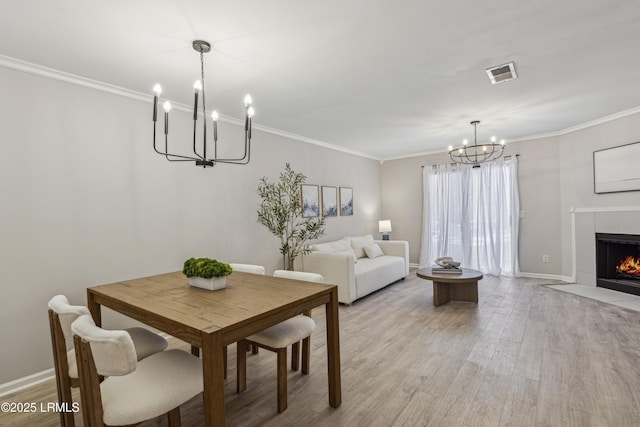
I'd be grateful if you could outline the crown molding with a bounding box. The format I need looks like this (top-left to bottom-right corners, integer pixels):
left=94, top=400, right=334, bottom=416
left=249, top=123, right=380, bottom=160
left=0, top=54, right=151, bottom=102
left=507, top=106, right=640, bottom=144
left=383, top=106, right=640, bottom=162
left=4, top=54, right=638, bottom=164
left=0, top=54, right=380, bottom=162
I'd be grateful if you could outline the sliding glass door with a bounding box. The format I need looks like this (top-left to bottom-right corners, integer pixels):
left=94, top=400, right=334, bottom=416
left=420, top=158, right=520, bottom=276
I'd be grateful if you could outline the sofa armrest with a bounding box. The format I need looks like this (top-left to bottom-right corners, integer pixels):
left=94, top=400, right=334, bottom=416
left=301, top=252, right=356, bottom=304
left=375, top=240, right=410, bottom=276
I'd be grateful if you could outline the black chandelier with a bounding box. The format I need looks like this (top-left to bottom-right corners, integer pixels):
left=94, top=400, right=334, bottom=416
left=152, top=40, right=254, bottom=168
left=448, top=120, right=505, bottom=167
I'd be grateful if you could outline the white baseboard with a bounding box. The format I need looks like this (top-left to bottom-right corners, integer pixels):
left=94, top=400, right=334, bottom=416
left=0, top=332, right=174, bottom=398
left=0, top=368, right=55, bottom=398
left=410, top=264, right=570, bottom=282
left=519, top=272, right=573, bottom=282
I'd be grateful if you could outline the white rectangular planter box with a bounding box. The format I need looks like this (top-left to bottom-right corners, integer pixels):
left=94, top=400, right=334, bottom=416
left=188, top=276, right=227, bottom=291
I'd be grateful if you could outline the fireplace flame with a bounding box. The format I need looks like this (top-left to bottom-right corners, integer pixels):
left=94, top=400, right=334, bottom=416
left=616, top=256, right=640, bottom=278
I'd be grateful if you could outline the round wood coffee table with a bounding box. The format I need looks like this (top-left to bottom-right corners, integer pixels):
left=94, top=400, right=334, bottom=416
left=416, top=267, right=483, bottom=306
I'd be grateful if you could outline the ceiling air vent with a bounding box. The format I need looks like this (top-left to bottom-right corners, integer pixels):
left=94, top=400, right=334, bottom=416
left=485, top=62, right=517, bottom=85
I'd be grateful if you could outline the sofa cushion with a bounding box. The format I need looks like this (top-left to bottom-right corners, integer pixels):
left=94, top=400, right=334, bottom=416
left=354, top=255, right=406, bottom=299
left=312, top=238, right=350, bottom=253
left=364, top=243, right=384, bottom=258
left=334, top=248, right=358, bottom=263
left=312, top=238, right=357, bottom=263
left=348, top=234, right=375, bottom=258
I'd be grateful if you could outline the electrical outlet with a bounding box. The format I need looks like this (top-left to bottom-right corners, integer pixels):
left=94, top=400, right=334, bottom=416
left=542, top=254, right=550, bottom=263
left=519, top=210, right=525, bottom=219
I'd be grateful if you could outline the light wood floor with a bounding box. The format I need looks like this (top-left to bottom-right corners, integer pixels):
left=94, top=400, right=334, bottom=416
left=3, top=272, right=640, bottom=426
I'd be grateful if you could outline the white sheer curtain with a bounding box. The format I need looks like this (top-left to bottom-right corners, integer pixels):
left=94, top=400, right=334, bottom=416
left=419, top=158, right=520, bottom=276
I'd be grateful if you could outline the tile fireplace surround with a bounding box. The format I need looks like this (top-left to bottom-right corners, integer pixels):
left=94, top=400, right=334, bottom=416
left=572, top=207, right=640, bottom=292
left=547, top=207, right=640, bottom=311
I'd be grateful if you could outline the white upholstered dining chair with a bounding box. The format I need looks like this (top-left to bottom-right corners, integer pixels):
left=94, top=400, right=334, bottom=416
left=229, top=263, right=266, bottom=275
left=71, top=314, right=204, bottom=427
left=237, top=270, right=324, bottom=412
left=48, top=295, right=168, bottom=427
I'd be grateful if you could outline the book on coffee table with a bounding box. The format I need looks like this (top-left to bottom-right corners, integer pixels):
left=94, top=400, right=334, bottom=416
left=431, top=266, right=463, bottom=274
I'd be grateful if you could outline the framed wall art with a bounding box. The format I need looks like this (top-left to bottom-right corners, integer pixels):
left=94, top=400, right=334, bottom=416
left=322, top=186, right=338, bottom=217
left=594, top=142, right=640, bottom=194
left=339, top=187, right=353, bottom=216
left=301, top=184, right=320, bottom=217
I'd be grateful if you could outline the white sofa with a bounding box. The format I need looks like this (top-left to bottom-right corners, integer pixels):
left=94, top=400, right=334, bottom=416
left=301, top=235, right=409, bottom=304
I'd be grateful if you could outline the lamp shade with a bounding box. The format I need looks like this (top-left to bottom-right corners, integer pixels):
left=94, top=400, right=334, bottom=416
left=378, top=220, right=392, bottom=233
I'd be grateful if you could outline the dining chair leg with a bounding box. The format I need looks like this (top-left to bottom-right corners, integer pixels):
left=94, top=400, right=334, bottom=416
left=291, top=341, right=300, bottom=371
left=55, top=374, right=75, bottom=427
left=167, top=407, right=181, bottom=426
left=252, top=344, right=259, bottom=354
left=237, top=340, right=247, bottom=393
left=49, top=310, right=76, bottom=427
left=302, top=336, right=311, bottom=375
left=277, top=348, right=288, bottom=413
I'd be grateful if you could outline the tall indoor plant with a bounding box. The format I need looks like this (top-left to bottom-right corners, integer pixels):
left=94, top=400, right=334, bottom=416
left=257, top=163, right=326, bottom=270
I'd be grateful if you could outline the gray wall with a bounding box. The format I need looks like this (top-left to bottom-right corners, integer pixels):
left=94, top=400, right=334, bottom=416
left=558, top=113, right=640, bottom=278
left=381, top=112, right=640, bottom=277
left=0, top=65, right=381, bottom=384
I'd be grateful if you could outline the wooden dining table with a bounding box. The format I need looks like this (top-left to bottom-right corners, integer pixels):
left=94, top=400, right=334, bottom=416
left=86, top=270, right=342, bottom=426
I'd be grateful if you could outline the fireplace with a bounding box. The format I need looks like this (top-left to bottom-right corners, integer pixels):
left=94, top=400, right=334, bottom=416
left=596, top=233, right=640, bottom=296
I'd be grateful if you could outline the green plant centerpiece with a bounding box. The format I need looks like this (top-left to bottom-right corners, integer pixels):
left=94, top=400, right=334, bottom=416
left=257, top=163, right=326, bottom=270
left=183, top=257, right=232, bottom=290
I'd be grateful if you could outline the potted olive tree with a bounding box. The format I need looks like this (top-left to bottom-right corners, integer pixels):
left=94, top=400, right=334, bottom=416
left=257, top=163, right=326, bottom=270
left=183, top=257, right=233, bottom=290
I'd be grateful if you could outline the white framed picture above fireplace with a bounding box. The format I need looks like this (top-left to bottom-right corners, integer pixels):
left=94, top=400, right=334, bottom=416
left=593, top=141, right=640, bottom=194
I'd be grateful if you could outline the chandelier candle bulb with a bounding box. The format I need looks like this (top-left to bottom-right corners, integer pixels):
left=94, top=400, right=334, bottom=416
left=163, top=101, right=171, bottom=135
left=152, top=84, right=162, bottom=122
left=211, top=111, right=218, bottom=141
left=244, top=95, right=252, bottom=130
left=248, top=107, right=254, bottom=138
left=192, top=81, right=201, bottom=121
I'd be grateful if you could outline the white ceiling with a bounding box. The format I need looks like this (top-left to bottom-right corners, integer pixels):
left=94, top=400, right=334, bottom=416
left=2, top=0, right=640, bottom=160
